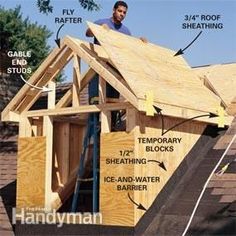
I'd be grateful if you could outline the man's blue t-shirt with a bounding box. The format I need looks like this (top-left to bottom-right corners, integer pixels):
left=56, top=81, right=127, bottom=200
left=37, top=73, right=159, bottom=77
left=93, top=18, right=131, bottom=44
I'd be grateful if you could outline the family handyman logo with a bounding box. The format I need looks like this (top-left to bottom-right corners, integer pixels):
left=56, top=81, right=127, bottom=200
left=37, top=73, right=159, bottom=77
left=12, top=208, right=102, bottom=227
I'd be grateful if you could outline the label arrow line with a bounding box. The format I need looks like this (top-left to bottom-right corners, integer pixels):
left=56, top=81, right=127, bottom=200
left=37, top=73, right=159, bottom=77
left=127, top=193, right=147, bottom=211
left=161, top=113, right=218, bottom=135
left=174, top=31, right=203, bottom=56
left=153, top=105, right=218, bottom=136
left=20, top=75, right=53, bottom=92
left=147, top=160, right=167, bottom=171
left=55, top=24, right=65, bottom=48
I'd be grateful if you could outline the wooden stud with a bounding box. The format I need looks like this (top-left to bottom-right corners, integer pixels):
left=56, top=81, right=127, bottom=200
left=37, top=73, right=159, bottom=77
left=17, top=47, right=73, bottom=113
left=1, top=43, right=67, bottom=120
left=99, top=76, right=111, bottom=133
left=72, top=54, right=81, bottom=107
left=43, top=80, right=56, bottom=210
left=126, top=108, right=138, bottom=132
left=19, top=116, right=32, bottom=137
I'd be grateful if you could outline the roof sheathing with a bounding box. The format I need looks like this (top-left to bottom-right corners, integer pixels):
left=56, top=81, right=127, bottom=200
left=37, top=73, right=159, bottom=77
left=87, top=22, right=222, bottom=115
left=194, top=63, right=236, bottom=107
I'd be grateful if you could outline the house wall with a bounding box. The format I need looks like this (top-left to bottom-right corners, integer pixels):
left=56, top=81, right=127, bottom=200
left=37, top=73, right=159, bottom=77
left=100, top=113, right=207, bottom=226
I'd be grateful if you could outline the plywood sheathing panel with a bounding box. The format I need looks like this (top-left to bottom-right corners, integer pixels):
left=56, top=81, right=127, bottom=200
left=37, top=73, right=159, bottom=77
left=52, top=122, right=85, bottom=194
left=100, top=132, right=135, bottom=226
left=17, top=137, right=46, bottom=209
left=100, top=115, right=206, bottom=226
left=87, top=22, right=221, bottom=114
left=194, top=63, right=236, bottom=107
left=133, top=114, right=206, bottom=225
left=69, top=123, right=85, bottom=173
left=52, top=122, right=70, bottom=190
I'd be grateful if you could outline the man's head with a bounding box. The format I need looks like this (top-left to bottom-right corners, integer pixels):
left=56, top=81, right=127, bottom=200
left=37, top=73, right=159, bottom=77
left=112, top=1, right=128, bottom=24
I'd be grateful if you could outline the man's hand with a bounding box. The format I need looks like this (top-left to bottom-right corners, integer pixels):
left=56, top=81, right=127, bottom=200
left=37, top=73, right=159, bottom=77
left=102, top=24, right=110, bottom=30
left=86, top=28, right=94, bottom=37
left=139, top=37, right=148, bottom=43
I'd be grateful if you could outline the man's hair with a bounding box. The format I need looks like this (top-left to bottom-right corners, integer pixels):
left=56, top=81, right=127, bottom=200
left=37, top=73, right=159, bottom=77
left=113, top=1, right=128, bottom=9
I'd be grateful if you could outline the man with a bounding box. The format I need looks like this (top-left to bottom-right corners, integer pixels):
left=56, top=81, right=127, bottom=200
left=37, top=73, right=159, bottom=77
left=86, top=1, right=146, bottom=129
left=86, top=1, right=131, bottom=104
left=86, top=1, right=131, bottom=43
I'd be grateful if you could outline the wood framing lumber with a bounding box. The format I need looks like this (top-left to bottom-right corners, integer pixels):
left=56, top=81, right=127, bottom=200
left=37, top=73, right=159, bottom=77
left=25, top=102, right=133, bottom=117
left=48, top=80, right=56, bottom=109
left=51, top=169, right=77, bottom=209
left=17, top=47, right=73, bottom=113
left=56, top=88, right=72, bottom=108
left=194, top=63, right=236, bottom=107
left=72, top=54, right=81, bottom=107
left=80, top=67, right=97, bottom=90
left=64, top=36, right=139, bottom=109
left=99, top=76, right=111, bottom=133
left=55, top=67, right=96, bottom=109
left=19, top=116, right=32, bottom=137
left=43, top=115, right=53, bottom=210
left=43, top=80, right=56, bottom=210
left=6, top=111, right=20, bottom=122
left=53, top=116, right=87, bottom=125
left=1, top=42, right=67, bottom=121
left=126, top=108, right=138, bottom=131
left=68, top=36, right=110, bottom=61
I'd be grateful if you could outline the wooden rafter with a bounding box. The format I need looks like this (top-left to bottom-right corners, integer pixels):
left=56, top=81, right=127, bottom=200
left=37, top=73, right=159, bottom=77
left=64, top=37, right=139, bottom=109
left=99, top=76, right=111, bottom=133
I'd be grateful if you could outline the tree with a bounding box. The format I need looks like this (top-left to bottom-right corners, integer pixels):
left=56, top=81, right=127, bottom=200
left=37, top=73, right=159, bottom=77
left=0, top=6, right=64, bottom=81
left=37, top=0, right=100, bottom=15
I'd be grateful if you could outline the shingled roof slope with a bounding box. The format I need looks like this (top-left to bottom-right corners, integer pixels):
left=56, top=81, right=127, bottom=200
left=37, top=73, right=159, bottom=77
left=135, top=118, right=236, bottom=235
